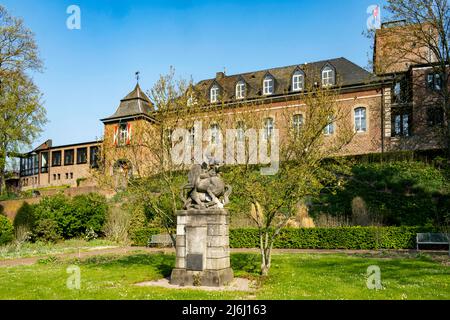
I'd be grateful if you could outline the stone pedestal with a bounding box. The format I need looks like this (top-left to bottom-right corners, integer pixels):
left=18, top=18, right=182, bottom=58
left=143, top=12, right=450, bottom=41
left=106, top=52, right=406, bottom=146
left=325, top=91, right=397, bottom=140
left=170, top=209, right=234, bottom=287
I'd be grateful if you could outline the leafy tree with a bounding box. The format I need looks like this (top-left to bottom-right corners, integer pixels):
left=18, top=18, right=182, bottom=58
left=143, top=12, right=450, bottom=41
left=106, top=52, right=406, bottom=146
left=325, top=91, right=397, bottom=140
left=0, top=5, right=46, bottom=194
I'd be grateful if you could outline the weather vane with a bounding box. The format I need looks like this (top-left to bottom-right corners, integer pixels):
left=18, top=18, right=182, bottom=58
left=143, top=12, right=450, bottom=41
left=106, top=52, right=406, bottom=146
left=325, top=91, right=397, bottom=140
left=135, top=71, right=140, bottom=84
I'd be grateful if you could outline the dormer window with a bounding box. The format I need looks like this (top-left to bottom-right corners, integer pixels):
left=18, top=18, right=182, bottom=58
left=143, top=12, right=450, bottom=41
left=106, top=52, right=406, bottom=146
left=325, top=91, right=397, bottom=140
left=322, top=66, right=335, bottom=86
left=292, top=70, right=304, bottom=92
left=263, top=75, right=274, bottom=95
left=236, top=81, right=246, bottom=99
left=210, top=84, right=219, bottom=103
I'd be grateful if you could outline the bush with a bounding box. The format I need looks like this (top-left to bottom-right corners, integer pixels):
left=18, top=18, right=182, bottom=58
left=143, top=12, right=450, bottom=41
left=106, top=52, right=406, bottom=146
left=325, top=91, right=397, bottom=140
left=14, top=202, right=36, bottom=231
left=15, top=193, right=109, bottom=241
left=34, top=219, right=61, bottom=243
left=62, top=193, right=107, bottom=238
left=0, top=215, right=14, bottom=245
left=130, top=226, right=432, bottom=249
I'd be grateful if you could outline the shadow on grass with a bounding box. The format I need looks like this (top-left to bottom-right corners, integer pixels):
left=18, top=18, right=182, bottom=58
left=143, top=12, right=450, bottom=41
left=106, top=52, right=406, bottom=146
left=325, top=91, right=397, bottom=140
left=81, top=253, right=176, bottom=277
left=230, top=253, right=260, bottom=276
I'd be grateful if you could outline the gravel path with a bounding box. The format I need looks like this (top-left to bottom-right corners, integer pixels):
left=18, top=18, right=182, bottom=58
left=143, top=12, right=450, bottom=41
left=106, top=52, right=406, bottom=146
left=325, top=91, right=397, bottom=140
left=0, top=246, right=426, bottom=268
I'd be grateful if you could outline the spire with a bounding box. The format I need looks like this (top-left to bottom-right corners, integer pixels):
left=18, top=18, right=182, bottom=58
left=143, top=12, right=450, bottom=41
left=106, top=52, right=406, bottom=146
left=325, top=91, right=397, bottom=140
left=135, top=71, right=140, bottom=84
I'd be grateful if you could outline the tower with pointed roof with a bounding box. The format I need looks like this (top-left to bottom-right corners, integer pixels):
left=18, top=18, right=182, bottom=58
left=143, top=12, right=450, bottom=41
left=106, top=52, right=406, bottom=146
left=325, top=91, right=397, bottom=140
left=100, top=84, right=157, bottom=185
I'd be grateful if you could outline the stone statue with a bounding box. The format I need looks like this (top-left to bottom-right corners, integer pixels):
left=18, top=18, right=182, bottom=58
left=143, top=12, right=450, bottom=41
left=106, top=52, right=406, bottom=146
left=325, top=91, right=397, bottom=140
left=180, top=161, right=232, bottom=210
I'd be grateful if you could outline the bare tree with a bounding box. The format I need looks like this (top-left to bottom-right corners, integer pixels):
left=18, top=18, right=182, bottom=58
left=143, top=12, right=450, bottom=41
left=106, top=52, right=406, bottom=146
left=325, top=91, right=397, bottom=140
left=224, top=69, right=354, bottom=275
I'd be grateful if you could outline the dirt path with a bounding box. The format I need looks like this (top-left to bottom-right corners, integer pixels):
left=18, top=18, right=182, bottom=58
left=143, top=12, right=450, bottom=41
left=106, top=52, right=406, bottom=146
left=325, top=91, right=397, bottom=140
left=0, top=246, right=433, bottom=268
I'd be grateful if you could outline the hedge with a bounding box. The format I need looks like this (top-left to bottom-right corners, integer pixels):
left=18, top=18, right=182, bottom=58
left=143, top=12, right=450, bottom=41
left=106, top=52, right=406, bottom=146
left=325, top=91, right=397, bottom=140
left=0, top=215, right=14, bottom=246
left=131, top=226, right=432, bottom=249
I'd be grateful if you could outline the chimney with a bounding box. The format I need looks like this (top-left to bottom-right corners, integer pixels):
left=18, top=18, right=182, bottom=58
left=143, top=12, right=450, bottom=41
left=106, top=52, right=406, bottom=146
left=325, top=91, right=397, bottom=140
left=216, top=71, right=225, bottom=80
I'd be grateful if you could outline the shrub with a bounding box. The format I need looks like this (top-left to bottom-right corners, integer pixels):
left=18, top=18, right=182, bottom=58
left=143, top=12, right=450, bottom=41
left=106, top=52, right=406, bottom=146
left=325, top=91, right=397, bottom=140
left=34, top=219, right=61, bottom=243
left=130, top=226, right=432, bottom=249
left=16, top=193, right=108, bottom=241
left=103, top=205, right=131, bottom=243
left=63, top=193, right=107, bottom=238
left=0, top=215, right=14, bottom=245
left=14, top=202, right=36, bottom=231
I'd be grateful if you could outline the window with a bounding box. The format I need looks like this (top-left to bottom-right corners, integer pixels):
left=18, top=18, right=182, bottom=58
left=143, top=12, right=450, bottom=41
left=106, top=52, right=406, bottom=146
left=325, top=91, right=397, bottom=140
left=164, top=128, right=173, bottom=148
left=77, top=148, right=87, bottom=164
left=427, top=106, right=444, bottom=126
left=210, top=85, right=219, bottom=103
left=119, top=123, right=128, bottom=145
left=292, top=70, right=304, bottom=92
left=33, top=155, right=39, bottom=175
left=210, top=124, right=220, bottom=144
left=236, top=81, right=246, bottom=99
left=189, top=126, right=195, bottom=146
left=187, top=93, right=197, bottom=107
left=354, top=107, right=367, bottom=132
left=236, top=121, right=246, bottom=142
left=324, top=116, right=335, bottom=135
left=263, top=117, right=274, bottom=140
left=65, top=173, right=69, bottom=179
left=293, top=114, right=303, bottom=134
left=427, top=73, right=442, bottom=91
left=322, top=66, right=335, bottom=86
left=90, top=146, right=99, bottom=168
left=53, top=174, right=56, bottom=181
left=57, top=174, right=61, bottom=180
left=70, top=173, right=73, bottom=179
left=392, top=112, right=410, bottom=137
left=64, top=149, right=74, bottom=165
left=41, top=152, right=49, bottom=173
left=263, top=76, right=274, bottom=95
left=52, top=151, right=62, bottom=167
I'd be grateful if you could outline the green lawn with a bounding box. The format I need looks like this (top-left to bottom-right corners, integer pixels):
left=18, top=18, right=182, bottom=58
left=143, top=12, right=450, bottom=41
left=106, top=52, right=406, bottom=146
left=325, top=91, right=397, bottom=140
left=0, top=239, right=118, bottom=260
left=0, top=252, right=448, bottom=300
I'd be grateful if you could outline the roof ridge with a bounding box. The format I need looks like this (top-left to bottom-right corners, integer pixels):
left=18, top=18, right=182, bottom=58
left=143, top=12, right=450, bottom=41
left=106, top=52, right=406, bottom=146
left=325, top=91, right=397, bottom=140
left=198, top=57, right=348, bottom=82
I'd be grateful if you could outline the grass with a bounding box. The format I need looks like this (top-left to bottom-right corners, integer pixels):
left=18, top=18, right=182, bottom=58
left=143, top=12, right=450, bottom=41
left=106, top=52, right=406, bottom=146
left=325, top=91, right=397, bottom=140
left=0, top=239, right=118, bottom=260
left=0, top=251, right=448, bottom=300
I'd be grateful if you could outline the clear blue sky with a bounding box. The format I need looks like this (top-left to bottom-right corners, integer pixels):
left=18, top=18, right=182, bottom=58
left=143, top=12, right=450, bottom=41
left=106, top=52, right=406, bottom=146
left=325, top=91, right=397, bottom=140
left=2, top=0, right=388, bottom=149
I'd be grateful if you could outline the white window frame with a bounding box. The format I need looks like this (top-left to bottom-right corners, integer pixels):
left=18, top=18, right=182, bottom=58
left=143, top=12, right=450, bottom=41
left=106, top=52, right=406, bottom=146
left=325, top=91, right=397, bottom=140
left=210, top=85, right=219, bottom=103
left=263, top=76, right=274, bottom=95
left=293, top=114, right=303, bottom=133
left=119, top=123, right=128, bottom=145
left=263, top=117, right=274, bottom=140
left=236, top=81, right=245, bottom=99
left=210, top=124, right=220, bottom=145
left=236, top=121, right=246, bottom=142
left=354, top=107, right=367, bottom=133
left=322, top=67, right=334, bottom=87
left=324, top=117, right=335, bottom=135
left=292, top=71, right=304, bottom=92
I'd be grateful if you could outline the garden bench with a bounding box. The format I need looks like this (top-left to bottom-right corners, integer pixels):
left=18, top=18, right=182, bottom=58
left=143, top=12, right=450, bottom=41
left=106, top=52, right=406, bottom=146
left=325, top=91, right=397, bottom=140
left=416, top=233, right=449, bottom=250
left=147, top=234, right=174, bottom=247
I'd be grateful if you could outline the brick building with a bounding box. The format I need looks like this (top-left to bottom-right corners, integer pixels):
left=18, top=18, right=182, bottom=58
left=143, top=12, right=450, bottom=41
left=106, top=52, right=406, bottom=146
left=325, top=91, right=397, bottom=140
left=16, top=21, right=447, bottom=191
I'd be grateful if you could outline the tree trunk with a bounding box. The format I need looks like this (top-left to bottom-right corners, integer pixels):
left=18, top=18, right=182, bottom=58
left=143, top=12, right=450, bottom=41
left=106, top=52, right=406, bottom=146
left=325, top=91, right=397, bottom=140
left=259, top=231, right=273, bottom=276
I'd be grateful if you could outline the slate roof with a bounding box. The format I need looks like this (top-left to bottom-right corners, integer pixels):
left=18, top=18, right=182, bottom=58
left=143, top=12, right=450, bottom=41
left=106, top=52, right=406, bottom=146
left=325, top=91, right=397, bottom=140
left=195, top=57, right=381, bottom=102
left=101, top=84, right=154, bottom=122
